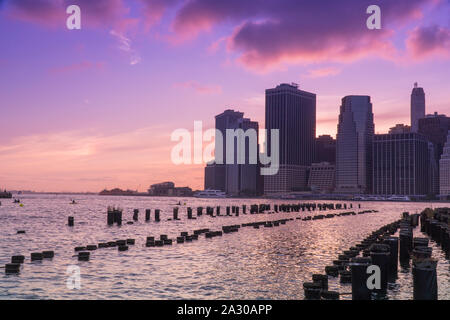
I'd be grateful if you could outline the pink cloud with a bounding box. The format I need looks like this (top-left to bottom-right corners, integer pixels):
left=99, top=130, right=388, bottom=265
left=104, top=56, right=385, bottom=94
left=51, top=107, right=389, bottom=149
left=49, top=61, right=105, bottom=75
left=169, top=0, right=437, bottom=70
left=406, top=25, right=450, bottom=59
left=306, top=67, right=341, bottom=78
left=174, top=81, right=222, bottom=94
left=5, top=0, right=127, bottom=28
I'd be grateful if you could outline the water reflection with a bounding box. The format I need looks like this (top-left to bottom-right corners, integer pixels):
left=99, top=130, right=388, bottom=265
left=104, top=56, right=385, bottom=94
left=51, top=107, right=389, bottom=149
left=0, top=195, right=448, bottom=300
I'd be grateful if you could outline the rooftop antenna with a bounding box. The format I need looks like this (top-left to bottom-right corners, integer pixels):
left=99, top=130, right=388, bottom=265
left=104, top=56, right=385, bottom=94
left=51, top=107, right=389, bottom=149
left=414, top=82, right=418, bottom=88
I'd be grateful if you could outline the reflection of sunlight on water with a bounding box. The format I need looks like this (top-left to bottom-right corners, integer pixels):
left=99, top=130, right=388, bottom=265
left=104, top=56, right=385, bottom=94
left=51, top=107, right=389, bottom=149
left=0, top=195, right=448, bottom=300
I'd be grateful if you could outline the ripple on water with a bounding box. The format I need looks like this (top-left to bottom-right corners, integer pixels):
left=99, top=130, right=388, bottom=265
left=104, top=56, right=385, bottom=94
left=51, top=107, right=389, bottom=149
left=0, top=195, right=449, bottom=299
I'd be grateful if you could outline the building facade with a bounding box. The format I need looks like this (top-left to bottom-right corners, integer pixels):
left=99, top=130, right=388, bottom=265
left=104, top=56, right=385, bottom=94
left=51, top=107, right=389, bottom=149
left=418, top=112, right=450, bottom=195
left=335, top=95, right=374, bottom=194
left=225, top=117, right=261, bottom=196
left=315, top=135, right=336, bottom=164
left=373, top=133, right=430, bottom=196
left=204, top=109, right=261, bottom=196
left=440, top=131, right=450, bottom=199
left=411, top=82, right=425, bottom=132
left=264, top=83, right=316, bottom=194
left=308, top=162, right=335, bottom=193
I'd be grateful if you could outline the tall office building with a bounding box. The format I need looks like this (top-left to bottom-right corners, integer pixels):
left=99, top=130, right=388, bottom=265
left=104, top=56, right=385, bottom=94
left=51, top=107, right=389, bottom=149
left=225, top=117, right=260, bottom=196
left=264, top=83, right=316, bottom=194
left=419, top=113, right=450, bottom=195
left=419, top=112, right=450, bottom=161
left=204, top=109, right=260, bottom=196
left=411, top=82, right=425, bottom=132
left=440, top=131, right=450, bottom=199
left=335, top=96, right=374, bottom=194
left=204, top=109, right=243, bottom=192
left=315, top=135, right=336, bottom=164
left=373, top=132, right=430, bottom=196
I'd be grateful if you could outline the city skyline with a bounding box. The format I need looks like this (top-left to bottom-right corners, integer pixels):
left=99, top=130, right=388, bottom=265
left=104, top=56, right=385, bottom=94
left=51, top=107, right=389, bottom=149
left=1, top=0, right=449, bottom=192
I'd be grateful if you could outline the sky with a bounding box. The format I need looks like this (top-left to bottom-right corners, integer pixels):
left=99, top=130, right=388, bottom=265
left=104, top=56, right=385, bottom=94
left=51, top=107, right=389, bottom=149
left=0, top=0, right=449, bottom=192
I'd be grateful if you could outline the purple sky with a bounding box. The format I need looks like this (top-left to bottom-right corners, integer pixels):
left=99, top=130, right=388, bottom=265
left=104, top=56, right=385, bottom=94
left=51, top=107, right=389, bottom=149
left=0, top=0, right=449, bottom=192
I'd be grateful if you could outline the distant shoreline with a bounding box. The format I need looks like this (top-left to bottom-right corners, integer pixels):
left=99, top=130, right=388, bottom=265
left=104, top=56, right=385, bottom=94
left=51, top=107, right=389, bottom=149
left=7, top=192, right=450, bottom=203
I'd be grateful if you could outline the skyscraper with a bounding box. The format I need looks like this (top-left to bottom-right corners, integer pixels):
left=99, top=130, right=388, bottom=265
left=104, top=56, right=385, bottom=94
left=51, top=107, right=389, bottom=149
left=315, top=135, right=336, bottom=164
left=419, top=112, right=450, bottom=195
left=439, top=131, right=450, bottom=199
left=373, top=132, right=430, bottom=196
left=335, top=96, right=374, bottom=194
left=264, top=83, right=316, bottom=194
left=225, top=117, right=260, bottom=196
left=411, top=82, right=425, bottom=132
left=204, top=109, right=243, bottom=192
left=204, top=109, right=260, bottom=196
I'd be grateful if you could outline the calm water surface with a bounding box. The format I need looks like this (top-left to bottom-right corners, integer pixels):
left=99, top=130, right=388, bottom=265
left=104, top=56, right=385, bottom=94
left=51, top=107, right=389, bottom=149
left=0, top=195, right=448, bottom=300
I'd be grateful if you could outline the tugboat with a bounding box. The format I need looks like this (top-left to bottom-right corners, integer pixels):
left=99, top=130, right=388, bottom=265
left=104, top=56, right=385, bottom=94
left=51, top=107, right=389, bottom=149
left=0, top=190, right=12, bottom=199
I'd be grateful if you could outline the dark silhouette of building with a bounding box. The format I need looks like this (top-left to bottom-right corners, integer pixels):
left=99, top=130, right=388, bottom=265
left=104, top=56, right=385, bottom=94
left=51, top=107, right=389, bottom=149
left=148, top=182, right=193, bottom=196
left=389, top=124, right=410, bottom=134
left=225, top=117, right=261, bottom=196
left=264, top=83, right=316, bottom=194
left=204, top=163, right=225, bottom=191
left=315, top=135, right=336, bottom=164
left=411, top=82, right=425, bottom=132
left=204, top=110, right=243, bottom=192
left=419, top=112, right=450, bottom=161
left=418, top=112, right=450, bottom=195
left=373, top=133, right=430, bottom=196
left=308, top=162, right=335, bottom=193
left=440, top=131, right=450, bottom=199
left=204, top=109, right=261, bottom=196
left=335, top=96, right=374, bottom=194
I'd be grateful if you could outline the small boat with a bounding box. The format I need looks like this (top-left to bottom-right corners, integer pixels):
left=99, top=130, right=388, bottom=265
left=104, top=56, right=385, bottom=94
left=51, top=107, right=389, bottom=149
left=193, top=189, right=227, bottom=198
left=387, top=195, right=411, bottom=201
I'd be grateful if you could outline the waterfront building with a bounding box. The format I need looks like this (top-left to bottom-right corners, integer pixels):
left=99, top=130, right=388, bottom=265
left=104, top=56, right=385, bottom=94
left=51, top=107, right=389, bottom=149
left=335, top=95, right=374, bottom=194
left=225, top=117, right=261, bottom=196
left=418, top=112, right=450, bottom=195
left=440, top=131, right=450, bottom=199
left=204, top=109, right=260, bottom=196
left=373, top=132, right=430, bottom=196
left=315, top=135, right=336, bottom=164
left=264, top=83, right=316, bottom=194
left=308, top=162, right=335, bottom=193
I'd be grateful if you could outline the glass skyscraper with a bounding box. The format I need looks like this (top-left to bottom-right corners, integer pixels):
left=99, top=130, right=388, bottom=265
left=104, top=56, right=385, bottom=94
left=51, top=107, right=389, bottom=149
left=264, top=83, right=316, bottom=194
left=335, top=95, right=374, bottom=194
left=411, top=82, right=425, bottom=132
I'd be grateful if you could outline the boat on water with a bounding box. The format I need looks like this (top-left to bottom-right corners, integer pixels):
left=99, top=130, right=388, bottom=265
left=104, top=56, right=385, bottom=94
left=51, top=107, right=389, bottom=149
left=0, top=190, right=12, bottom=199
left=353, top=195, right=411, bottom=201
left=386, top=195, right=411, bottom=201
left=193, top=189, right=227, bottom=198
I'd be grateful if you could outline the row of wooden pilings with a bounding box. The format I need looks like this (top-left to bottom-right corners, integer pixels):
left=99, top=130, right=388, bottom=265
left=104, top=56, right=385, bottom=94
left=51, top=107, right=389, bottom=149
left=4, top=202, right=363, bottom=274
left=98, top=202, right=361, bottom=227
left=303, top=209, right=448, bottom=300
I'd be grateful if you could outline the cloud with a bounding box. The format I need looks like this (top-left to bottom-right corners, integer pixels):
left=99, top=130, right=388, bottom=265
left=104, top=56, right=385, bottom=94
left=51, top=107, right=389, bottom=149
left=169, top=0, right=437, bottom=70
left=174, top=81, right=222, bottom=94
left=4, top=0, right=127, bottom=28
left=110, top=29, right=142, bottom=65
left=2, top=0, right=448, bottom=71
left=48, top=61, right=105, bottom=74
left=306, top=67, right=341, bottom=78
left=406, top=25, right=450, bottom=59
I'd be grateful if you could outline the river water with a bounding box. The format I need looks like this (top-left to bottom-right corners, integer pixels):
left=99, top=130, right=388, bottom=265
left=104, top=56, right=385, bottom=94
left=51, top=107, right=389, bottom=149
left=0, top=195, right=448, bottom=300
